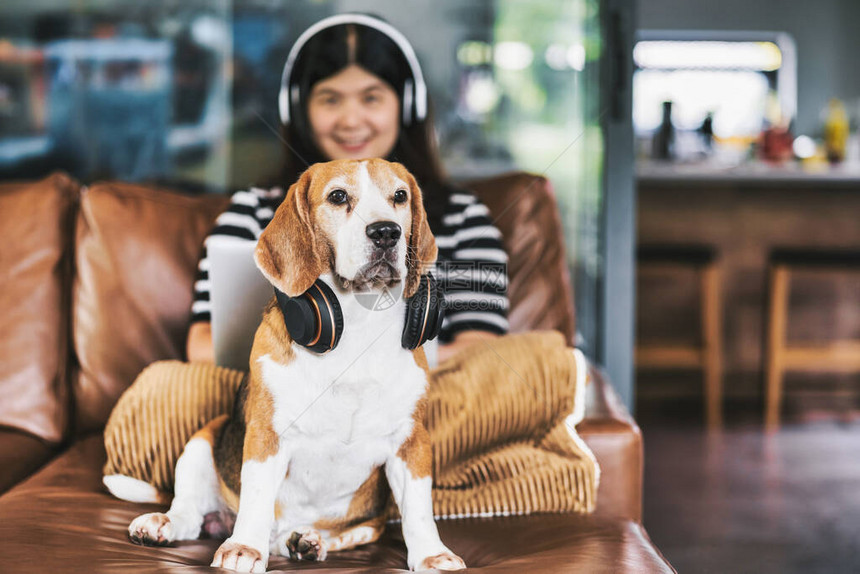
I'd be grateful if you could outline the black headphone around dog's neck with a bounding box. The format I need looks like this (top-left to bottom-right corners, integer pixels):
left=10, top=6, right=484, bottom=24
left=274, top=274, right=444, bottom=354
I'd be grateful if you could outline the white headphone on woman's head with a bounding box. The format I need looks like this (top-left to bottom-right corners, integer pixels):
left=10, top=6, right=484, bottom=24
left=278, top=14, right=428, bottom=127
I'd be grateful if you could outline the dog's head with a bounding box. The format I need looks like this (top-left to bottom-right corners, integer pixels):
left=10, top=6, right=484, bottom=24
left=255, top=158, right=437, bottom=299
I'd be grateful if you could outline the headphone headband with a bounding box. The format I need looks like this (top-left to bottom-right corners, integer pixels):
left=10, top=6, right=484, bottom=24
left=278, top=13, right=427, bottom=125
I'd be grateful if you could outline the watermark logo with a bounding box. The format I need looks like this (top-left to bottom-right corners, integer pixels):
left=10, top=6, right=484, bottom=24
left=354, top=282, right=403, bottom=312
left=351, top=261, right=508, bottom=312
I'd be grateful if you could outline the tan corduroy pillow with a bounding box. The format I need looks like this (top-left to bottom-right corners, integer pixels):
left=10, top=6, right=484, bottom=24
left=104, top=331, right=598, bottom=517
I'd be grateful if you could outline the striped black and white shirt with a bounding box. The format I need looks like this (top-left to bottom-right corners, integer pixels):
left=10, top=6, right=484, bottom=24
left=191, top=187, right=509, bottom=343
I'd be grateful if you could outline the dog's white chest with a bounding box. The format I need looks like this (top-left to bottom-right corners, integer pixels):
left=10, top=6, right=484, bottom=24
left=256, top=295, right=426, bottom=527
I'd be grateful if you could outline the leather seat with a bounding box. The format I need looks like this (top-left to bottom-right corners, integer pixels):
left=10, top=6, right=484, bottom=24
left=0, top=435, right=671, bottom=573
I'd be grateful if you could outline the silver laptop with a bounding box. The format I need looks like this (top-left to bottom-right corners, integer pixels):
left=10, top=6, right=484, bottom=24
left=208, top=237, right=273, bottom=371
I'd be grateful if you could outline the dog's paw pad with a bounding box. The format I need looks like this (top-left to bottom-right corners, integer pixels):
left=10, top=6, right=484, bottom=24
left=211, top=540, right=266, bottom=573
left=128, top=512, right=174, bottom=546
left=417, top=550, right=466, bottom=571
left=287, top=529, right=327, bottom=561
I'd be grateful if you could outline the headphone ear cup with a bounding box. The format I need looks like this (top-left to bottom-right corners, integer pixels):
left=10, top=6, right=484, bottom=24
left=401, top=275, right=427, bottom=350
left=427, top=275, right=445, bottom=340
left=401, top=274, right=444, bottom=350
left=402, top=78, right=414, bottom=126
left=277, top=290, right=317, bottom=345
left=275, top=280, right=344, bottom=354
left=305, top=280, right=343, bottom=353
left=328, top=285, right=344, bottom=349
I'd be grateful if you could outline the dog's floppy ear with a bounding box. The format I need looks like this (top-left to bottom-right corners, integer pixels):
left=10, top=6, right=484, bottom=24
left=255, top=169, right=322, bottom=296
left=404, top=172, right=438, bottom=299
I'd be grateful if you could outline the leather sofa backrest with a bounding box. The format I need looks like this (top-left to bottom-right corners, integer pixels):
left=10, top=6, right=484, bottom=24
left=0, top=173, right=79, bottom=443
left=71, top=182, right=228, bottom=435
left=467, top=172, right=576, bottom=345
left=1, top=171, right=575, bottom=439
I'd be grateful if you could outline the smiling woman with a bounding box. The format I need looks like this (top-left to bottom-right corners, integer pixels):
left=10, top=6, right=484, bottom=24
left=187, top=14, right=510, bottom=366
left=308, top=65, right=401, bottom=160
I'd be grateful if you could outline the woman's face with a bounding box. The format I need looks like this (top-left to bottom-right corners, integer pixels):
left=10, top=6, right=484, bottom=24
left=308, top=64, right=401, bottom=161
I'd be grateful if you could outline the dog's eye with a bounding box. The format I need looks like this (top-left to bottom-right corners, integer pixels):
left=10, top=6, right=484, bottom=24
left=327, top=189, right=348, bottom=205
left=393, top=189, right=408, bottom=205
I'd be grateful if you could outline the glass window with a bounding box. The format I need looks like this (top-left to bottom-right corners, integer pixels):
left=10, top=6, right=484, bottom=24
left=0, top=2, right=231, bottom=189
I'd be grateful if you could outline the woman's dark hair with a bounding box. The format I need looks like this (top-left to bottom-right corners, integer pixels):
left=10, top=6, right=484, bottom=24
left=276, top=20, right=450, bottom=230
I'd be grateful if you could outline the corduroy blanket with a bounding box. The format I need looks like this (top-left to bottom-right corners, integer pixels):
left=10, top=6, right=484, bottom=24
left=104, top=331, right=598, bottom=518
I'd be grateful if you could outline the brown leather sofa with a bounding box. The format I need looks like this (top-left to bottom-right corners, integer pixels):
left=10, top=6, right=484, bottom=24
left=0, top=172, right=673, bottom=573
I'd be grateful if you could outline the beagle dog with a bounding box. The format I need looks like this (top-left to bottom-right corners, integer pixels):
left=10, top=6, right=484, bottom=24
left=126, top=159, right=466, bottom=573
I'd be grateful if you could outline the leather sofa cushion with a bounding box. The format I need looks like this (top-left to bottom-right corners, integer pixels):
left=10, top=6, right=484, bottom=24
left=0, top=435, right=674, bottom=573
left=0, top=172, right=78, bottom=443
left=0, top=429, right=57, bottom=494
left=580, top=366, right=643, bottom=521
left=71, top=183, right=228, bottom=434
left=468, top=173, right=576, bottom=345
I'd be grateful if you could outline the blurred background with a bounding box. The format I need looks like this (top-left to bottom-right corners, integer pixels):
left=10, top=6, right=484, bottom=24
left=2, top=1, right=860, bottom=571
left=634, top=1, right=860, bottom=421
left=634, top=3, right=860, bottom=573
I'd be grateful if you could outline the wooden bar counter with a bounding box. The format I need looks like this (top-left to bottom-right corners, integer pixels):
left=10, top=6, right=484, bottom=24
left=636, top=160, right=860, bottom=403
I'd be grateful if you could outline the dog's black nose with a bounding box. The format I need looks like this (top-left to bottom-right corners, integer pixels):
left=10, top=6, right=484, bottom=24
left=366, top=221, right=401, bottom=249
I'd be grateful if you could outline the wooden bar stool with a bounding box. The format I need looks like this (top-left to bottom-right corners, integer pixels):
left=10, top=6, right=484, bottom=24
left=636, top=245, right=724, bottom=428
left=764, top=248, right=860, bottom=428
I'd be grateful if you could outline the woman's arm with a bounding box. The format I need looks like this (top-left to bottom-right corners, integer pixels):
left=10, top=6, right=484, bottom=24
left=187, top=322, right=214, bottom=363
left=435, top=191, right=510, bottom=353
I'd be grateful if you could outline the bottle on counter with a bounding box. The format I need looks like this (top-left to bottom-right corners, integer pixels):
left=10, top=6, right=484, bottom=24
left=758, top=90, right=794, bottom=163
left=759, top=124, right=794, bottom=163
left=698, top=111, right=715, bottom=153
left=823, top=98, right=849, bottom=164
left=652, top=100, right=675, bottom=161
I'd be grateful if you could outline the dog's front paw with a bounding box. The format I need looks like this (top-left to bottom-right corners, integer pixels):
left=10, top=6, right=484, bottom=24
left=415, top=549, right=466, bottom=571
left=128, top=512, right=174, bottom=546
left=211, top=539, right=267, bottom=573
left=285, top=528, right=327, bottom=562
